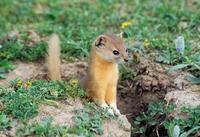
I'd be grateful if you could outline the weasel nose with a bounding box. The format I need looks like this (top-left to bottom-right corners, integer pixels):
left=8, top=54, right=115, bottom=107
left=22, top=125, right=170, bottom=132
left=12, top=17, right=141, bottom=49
left=124, top=59, right=128, bottom=62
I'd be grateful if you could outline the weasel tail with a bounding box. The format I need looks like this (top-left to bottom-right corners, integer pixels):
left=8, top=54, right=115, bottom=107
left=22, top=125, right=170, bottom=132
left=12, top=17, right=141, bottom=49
left=47, top=34, right=61, bottom=80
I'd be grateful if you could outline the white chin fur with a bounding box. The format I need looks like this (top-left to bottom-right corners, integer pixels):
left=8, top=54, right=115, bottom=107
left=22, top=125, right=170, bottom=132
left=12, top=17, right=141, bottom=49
left=97, top=52, right=115, bottom=62
left=116, top=59, right=124, bottom=64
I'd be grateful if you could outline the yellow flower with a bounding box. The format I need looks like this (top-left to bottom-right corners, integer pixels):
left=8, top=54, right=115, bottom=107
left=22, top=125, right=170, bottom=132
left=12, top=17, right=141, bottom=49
left=121, top=21, right=132, bottom=29
left=25, top=81, right=32, bottom=87
left=143, top=39, right=150, bottom=47
left=70, top=79, right=78, bottom=87
left=16, top=80, right=23, bottom=87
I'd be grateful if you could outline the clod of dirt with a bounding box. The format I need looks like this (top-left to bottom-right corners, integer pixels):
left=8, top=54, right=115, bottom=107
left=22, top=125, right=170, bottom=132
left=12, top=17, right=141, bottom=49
left=134, top=59, right=175, bottom=94
left=165, top=71, right=200, bottom=116
left=173, top=72, right=190, bottom=90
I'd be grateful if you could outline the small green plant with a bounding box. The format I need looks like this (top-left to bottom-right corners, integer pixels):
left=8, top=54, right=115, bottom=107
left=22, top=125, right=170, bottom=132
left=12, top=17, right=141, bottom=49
left=0, top=113, right=16, bottom=130
left=68, top=102, right=115, bottom=137
left=133, top=100, right=175, bottom=134
left=185, top=74, right=200, bottom=84
left=119, top=64, right=136, bottom=81
left=16, top=116, right=68, bottom=137
left=0, top=60, right=16, bottom=78
left=133, top=101, right=200, bottom=136
left=168, top=124, right=200, bottom=137
left=4, top=92, right=39, bottom=120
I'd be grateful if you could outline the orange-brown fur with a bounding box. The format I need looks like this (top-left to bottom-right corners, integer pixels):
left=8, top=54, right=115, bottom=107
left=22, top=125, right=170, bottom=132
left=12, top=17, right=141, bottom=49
left=83, top=33, right=128, bottom=115
left=86, top=48, right=118, bottom=105
left=47, top=34, right=61, bottom=80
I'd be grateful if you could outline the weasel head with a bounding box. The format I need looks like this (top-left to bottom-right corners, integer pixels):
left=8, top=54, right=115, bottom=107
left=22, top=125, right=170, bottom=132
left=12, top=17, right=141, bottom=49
left=93, top=33, right=128, bottom=63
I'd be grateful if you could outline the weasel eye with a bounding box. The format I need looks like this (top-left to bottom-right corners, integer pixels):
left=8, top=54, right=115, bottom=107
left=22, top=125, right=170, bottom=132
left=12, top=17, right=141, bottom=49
left=126, top=48, right=128, bottom=52
left=113, top=50, right=120, bottom=55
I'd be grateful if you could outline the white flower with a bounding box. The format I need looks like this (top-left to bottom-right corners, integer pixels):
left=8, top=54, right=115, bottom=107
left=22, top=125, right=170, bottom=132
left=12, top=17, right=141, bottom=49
left=175, top=36, right=185, bottom=52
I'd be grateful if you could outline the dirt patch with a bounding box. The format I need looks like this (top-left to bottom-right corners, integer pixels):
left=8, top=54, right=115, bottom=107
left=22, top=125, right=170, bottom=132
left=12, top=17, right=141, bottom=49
left=0, top=61, right=42, bottom=87
left=35, top=60, right=87, bottom=80
left=29, top=98, right=83, bottom=126
left=60, top=60, right=87, bottom=80
left=165, top=90, right=200, bottom=115
left=0, top=60, right=87, bottom=87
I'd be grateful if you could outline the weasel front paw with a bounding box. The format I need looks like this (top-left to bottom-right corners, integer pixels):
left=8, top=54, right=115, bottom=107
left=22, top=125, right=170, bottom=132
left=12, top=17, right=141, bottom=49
left=113, top=108, right=121, bottom=116
left=100, top=103, right=114, bottom=115
left=109, top=103, right=121, bottom=116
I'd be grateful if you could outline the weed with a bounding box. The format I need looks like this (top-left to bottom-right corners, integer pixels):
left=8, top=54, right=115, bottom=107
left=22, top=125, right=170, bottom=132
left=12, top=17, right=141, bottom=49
left=68, top=102, right=115, bottom=137
left=16, top=116, right=68, bottom=137
left=0, top=113, right=16, bottom=130
left=119, top=64, right=136, bottom=81
left=0, top=60, right=16, bottom=78
left=133, top=100, right=175, bottom=134
left=133, top=101, right=200, bottom=136
left=185, top=74, right=200, bottom=84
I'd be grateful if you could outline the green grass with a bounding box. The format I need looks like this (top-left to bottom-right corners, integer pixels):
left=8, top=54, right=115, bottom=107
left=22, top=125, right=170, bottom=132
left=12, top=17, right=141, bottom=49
left=0, top=113, right=16, bottom=130
left=16, top=116, right=68, bottom=137
left=68, top=102, right=115, bottom=136
left=0, top=0, right=200, bottom=58
left=0, top=79, right=86, bottom=121
left=1, top=0, right=200, bottom=77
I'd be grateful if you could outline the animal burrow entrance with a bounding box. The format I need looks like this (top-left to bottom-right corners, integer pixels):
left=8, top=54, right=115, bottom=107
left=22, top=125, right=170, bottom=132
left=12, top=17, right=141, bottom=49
left=117, top=59, right=175, bottom=137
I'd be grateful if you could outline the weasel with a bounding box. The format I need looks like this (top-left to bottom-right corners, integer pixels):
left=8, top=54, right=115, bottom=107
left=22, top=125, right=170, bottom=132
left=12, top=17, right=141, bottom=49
left=47, top=33, right=128, bottom=115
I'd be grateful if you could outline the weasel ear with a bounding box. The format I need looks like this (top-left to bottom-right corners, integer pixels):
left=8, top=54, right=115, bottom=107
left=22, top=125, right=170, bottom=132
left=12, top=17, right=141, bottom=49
left=95, top=35, right=107, bottom=48
left=117, top=32, right=123, bottom=39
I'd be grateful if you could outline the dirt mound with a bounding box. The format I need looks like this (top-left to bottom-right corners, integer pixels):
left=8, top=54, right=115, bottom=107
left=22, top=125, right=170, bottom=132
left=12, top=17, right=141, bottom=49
left=117, top=60, right=175, bottom=122
left=134, top=60, right=175, bottom=93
